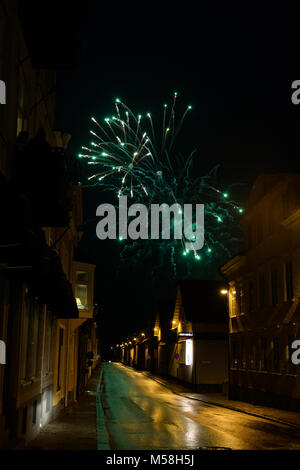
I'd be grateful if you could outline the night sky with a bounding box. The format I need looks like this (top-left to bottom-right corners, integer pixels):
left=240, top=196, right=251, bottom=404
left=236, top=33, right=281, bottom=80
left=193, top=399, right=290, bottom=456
left=54, top=2, right=300, bottom=349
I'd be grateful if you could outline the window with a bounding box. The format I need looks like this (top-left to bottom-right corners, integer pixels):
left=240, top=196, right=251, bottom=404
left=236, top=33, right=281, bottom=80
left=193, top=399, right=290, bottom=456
left=230, top=337, right=238, bottom=368
left=31, top=300, right=40, bottom=377
left=46, top=389, right=51, bottom=413
left=75, top=285, right=88, bottom=309
left=248, top=340, right=256, bottom=370
left=75, top=270, right=89, bottom=310
left=285, top=261, right=293, bottom=300
left=260, top=337, right=267, bottom=371
left=230, top=289, right=237, bottom=316
left=44, top=312, right=53, bottom=374
left=22, top=297, right=40, bottom=380
left=57, top=328, right=64, bottom=391
left=248, top=280, right=254, bottom=312
left=32, top=400, right=37, bottom=425
left=272, top=337, right=280, bottom=372
left=20, top=294, right=30, bottom=380
left=76, top=271, right=88, bottom=283
left=178, top=342, right=185, bottom=364
left=237, top=287, right=242, bottom=314
left=271, top=269, right=278, bottom=306
left=259, top=274, right=265, bottom=308
left=240, top=338, right=246, bottom=369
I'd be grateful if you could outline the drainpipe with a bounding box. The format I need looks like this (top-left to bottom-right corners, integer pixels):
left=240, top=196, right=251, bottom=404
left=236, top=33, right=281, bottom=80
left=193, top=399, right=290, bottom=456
left=40, top=305, right=47, bottom=426
left=64, top=322, right=70, bottom=409
left=194, top=335, right=196, bottom=392
left=226, top=294, right=231, bottom=399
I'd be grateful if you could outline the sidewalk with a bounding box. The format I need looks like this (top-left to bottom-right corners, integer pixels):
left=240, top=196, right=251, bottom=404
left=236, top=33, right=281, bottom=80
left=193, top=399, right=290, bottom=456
left=140, top=370, right=300, bottom=429
left=26, top=368, right=101, bottom=450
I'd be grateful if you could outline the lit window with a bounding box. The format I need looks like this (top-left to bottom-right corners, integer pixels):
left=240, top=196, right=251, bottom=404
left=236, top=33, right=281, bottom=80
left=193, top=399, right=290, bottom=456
left=75, top=285, right=88, bottom=309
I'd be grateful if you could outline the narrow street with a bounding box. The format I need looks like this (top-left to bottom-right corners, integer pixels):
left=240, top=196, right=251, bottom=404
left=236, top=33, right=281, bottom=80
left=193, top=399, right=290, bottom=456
left=100, top=363, right=300, bottom=450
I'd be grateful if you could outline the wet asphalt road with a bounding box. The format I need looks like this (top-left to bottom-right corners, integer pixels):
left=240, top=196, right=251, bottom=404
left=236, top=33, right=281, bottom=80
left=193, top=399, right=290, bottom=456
left=100, top=362, right=300, bottom=450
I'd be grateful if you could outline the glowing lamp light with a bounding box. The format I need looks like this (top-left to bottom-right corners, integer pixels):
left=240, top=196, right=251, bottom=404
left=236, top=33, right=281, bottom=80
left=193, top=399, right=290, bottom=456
left=141, top=333, right=145, bottom=337
left=220, top=289, right=228, bottom=295
left=232, top=290, right=236, bottom=295
left=76, top=297, right=85, bottom=309
left=185, top=340, right=193, bottom=365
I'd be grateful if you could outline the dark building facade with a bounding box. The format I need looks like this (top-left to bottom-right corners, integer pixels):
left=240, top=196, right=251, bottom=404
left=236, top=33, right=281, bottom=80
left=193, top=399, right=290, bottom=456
left=221, top=174, right=300, bottom=410
left=0, top=1, right=96, bottom=448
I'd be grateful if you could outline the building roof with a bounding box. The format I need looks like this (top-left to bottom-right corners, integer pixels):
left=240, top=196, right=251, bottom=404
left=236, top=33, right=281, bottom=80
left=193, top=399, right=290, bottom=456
left=245, top=173, right=300, bottom=212
left=179, top=280, right=228, bottom=324
left=156, top=299, right=176, bottom=326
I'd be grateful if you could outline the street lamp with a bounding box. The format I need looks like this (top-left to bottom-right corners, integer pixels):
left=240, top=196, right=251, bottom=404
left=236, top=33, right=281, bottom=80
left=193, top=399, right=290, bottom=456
left=220, top=289, right=228, bottom=295
left=219, top=286, right=231, bottom=399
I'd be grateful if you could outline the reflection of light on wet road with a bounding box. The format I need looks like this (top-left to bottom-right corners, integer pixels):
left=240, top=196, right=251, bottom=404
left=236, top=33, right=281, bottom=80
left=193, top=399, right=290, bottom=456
left=99, top=362, right=300, bottom=450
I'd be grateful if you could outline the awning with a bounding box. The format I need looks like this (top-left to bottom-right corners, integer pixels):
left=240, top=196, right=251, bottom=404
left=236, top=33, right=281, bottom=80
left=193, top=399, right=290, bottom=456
left=26, top=244, right=78, bottom=319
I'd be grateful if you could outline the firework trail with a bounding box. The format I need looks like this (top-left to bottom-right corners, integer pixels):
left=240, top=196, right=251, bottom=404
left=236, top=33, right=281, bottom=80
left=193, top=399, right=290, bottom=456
left=79, top=93, right=243, bottom=277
